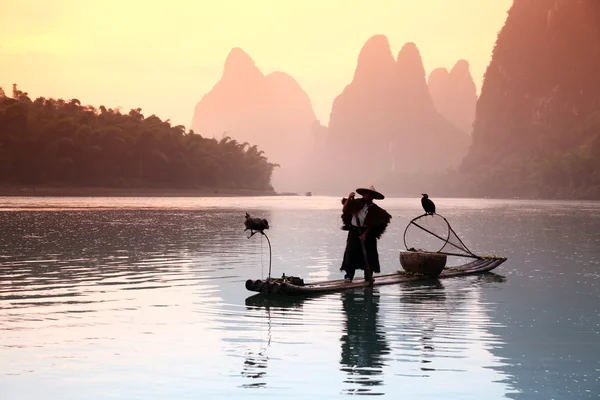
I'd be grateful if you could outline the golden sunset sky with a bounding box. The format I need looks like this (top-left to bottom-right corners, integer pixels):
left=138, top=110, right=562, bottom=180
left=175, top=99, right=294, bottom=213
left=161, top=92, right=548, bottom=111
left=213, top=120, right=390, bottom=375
left=0, top=0, right=512, bottom=129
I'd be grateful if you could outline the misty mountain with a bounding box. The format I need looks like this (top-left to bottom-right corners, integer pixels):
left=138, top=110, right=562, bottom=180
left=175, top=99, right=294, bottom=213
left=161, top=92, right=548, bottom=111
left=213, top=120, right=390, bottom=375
left=428, top=60, right=477, bottom=135
left=190, top=48, right=318, bottom=192
left=321, top=36, right=470, bottom=193
left=457, top=0, right=600, bottom=199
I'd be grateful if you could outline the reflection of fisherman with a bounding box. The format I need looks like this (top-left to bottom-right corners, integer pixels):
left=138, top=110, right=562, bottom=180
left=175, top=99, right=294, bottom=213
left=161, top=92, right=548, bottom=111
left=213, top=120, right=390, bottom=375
left=340, top=186, right=392, bottom=283
left=340, top=288, right=389, bottom=393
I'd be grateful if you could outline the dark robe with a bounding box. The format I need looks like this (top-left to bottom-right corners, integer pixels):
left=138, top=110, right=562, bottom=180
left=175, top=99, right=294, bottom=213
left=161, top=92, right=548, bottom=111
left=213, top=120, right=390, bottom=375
left=340, top=197, right=392, bottom=279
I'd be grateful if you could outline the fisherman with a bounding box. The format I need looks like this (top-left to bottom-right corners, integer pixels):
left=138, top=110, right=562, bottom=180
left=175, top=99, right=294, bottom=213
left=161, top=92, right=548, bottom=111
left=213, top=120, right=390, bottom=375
left=340, top=186, right=392, bottom=283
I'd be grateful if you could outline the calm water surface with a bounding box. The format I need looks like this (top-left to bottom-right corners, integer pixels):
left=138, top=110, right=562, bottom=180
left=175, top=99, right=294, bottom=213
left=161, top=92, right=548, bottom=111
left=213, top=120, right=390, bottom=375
left=0, top=196, right=599, bottom=399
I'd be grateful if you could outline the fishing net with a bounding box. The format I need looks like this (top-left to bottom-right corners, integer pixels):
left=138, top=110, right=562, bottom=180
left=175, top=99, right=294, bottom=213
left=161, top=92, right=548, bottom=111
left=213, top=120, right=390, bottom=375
left=403, top=214, right=479, bottom=258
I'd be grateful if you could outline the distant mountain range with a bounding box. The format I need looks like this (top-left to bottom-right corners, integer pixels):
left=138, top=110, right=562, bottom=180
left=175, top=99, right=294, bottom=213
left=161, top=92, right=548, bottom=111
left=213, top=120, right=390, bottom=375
left=191, top=38, right=476, bottom=194
left=191, top=0, right=600, bottom=199
left=190, top=48, right=318, bottom=192
left=322, top=37, right=472, bottom=193
left=428, top=60, right=477, bottom=135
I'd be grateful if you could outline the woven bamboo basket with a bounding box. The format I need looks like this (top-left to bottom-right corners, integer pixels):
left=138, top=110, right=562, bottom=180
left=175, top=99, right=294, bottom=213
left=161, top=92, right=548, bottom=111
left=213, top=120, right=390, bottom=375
left=399, top=250, right=447, bottom=277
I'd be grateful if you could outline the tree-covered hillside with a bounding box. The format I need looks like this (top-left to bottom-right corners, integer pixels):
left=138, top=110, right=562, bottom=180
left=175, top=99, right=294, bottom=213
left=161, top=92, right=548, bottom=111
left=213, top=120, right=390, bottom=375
left=458, top=0, right=600, bottom=199
left=0, top=85, right=278, bottom=191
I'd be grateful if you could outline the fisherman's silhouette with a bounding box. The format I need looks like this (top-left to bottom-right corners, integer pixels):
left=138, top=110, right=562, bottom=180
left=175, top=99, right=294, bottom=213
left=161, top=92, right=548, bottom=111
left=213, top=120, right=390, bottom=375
left=340, top=288, right=390, bottom=395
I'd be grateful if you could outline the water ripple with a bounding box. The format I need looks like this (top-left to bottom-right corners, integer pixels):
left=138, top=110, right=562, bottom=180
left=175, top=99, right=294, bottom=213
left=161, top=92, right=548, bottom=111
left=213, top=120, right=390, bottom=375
left=0, top=199, right=598, bottom=399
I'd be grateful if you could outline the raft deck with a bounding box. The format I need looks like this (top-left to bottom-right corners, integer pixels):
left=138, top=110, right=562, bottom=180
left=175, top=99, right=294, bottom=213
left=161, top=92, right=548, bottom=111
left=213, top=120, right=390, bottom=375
left=245, top=256, right=506, bottom=296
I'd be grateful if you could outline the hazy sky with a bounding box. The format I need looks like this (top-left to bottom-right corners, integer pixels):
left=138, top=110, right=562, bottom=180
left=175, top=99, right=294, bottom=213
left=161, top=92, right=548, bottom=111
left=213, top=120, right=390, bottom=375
left=0, top=0, right=512, bottom=129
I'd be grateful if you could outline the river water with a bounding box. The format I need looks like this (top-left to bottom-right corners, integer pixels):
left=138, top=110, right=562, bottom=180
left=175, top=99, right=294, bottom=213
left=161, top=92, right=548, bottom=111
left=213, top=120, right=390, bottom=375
left=0, top=196, right=598, bottom=399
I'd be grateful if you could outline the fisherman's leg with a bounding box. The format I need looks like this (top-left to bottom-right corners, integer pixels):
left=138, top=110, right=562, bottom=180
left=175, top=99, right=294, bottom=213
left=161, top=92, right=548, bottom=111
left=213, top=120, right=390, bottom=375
left=341, top=257, right=355, bottom=282
left=344, top=245, right=359, bottom=282
left=364, top=237, right=379, bottom=281
left=341, top=232, right=353, bottom=281
left=345, top=266, right=356, bottom=282
left=340, top=242, right=349, bottom=272
left=344, top=230, right=362, bottom=282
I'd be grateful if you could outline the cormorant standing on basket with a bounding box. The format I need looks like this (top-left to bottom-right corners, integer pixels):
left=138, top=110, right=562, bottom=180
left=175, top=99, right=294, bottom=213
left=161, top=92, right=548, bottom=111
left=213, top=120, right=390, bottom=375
left=340, top=186, right=392, bottom=283
left=421, top=194, right=436, bottom=215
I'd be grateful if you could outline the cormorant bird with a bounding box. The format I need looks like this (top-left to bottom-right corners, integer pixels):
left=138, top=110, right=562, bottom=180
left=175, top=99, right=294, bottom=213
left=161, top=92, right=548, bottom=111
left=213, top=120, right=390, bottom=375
left=244, top=213, right=269, bottom=236
left=421, top=194, right=436, bottom=215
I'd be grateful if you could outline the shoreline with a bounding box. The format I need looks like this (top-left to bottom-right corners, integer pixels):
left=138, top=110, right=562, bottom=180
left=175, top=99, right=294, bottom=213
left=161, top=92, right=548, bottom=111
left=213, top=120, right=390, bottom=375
left=0, top=186, right=297, bottom=198
left=0, top=186, right=597, bottom=201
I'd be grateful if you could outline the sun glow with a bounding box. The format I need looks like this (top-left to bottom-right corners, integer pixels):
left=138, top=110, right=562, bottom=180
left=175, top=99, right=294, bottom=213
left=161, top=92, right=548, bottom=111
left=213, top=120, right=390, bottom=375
left=0, top=0, right=513, bottom=128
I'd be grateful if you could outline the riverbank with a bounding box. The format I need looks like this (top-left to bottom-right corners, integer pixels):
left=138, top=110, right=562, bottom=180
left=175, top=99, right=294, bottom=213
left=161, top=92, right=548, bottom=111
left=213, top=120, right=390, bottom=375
left=0, top=186, right=298, bottom=197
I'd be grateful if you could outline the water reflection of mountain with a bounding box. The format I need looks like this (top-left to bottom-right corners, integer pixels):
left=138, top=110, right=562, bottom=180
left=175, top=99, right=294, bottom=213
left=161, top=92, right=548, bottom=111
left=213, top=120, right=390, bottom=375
left=483, top=266, right=600, bottom=399
left=0, top=210, right=267, bottom=279
left=384, top=274, right=516, bottom=399
left=0, top=209, right=271, bottom=308
left=340, top=288, right=390, bottom=395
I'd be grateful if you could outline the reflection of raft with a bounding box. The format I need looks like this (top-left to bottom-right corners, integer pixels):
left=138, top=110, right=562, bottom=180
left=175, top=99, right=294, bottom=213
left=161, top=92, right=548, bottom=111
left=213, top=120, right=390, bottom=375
left=245, top=256, right=506, bottom=296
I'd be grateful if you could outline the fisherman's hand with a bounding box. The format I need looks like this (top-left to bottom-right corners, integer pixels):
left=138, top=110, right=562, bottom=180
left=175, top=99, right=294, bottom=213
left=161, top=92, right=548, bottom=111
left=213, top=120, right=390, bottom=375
left=348, top=191, right=355, bottom=199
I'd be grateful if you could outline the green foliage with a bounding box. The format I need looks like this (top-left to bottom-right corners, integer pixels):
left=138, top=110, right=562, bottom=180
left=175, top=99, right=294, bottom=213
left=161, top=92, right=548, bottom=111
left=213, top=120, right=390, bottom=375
left=450, top=139, right=600, bottom=200
left=381, top=125, right=600, bottom=199
left=460, top=0, right=600, bottom=199
left=0, top=85, right=278, bottom=190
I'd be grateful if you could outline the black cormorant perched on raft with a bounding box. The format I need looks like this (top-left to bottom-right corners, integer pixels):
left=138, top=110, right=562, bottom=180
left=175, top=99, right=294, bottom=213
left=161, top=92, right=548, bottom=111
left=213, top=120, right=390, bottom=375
left=421, top=194, right=436, bottom=215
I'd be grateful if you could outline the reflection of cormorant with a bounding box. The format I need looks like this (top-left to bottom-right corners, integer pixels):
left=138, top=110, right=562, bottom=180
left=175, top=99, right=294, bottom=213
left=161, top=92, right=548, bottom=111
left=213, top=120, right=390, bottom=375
left=240, top=305, right=271, bottom=388
left=241, top=349, right=268, bottom=388
left=241, top=294, right=308, bottom=388
left=340, top=288, right=390, bottom=395
left=399, top=280, right=447, bottom=369
left=396, top=276, right=507, bottom=376
left=421, top=194, right=436, bottom=215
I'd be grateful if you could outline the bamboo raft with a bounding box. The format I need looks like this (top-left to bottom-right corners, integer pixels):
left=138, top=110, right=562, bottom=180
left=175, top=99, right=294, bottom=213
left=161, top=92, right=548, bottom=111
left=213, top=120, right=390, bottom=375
left=245, top=256, right=506, bottom=296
